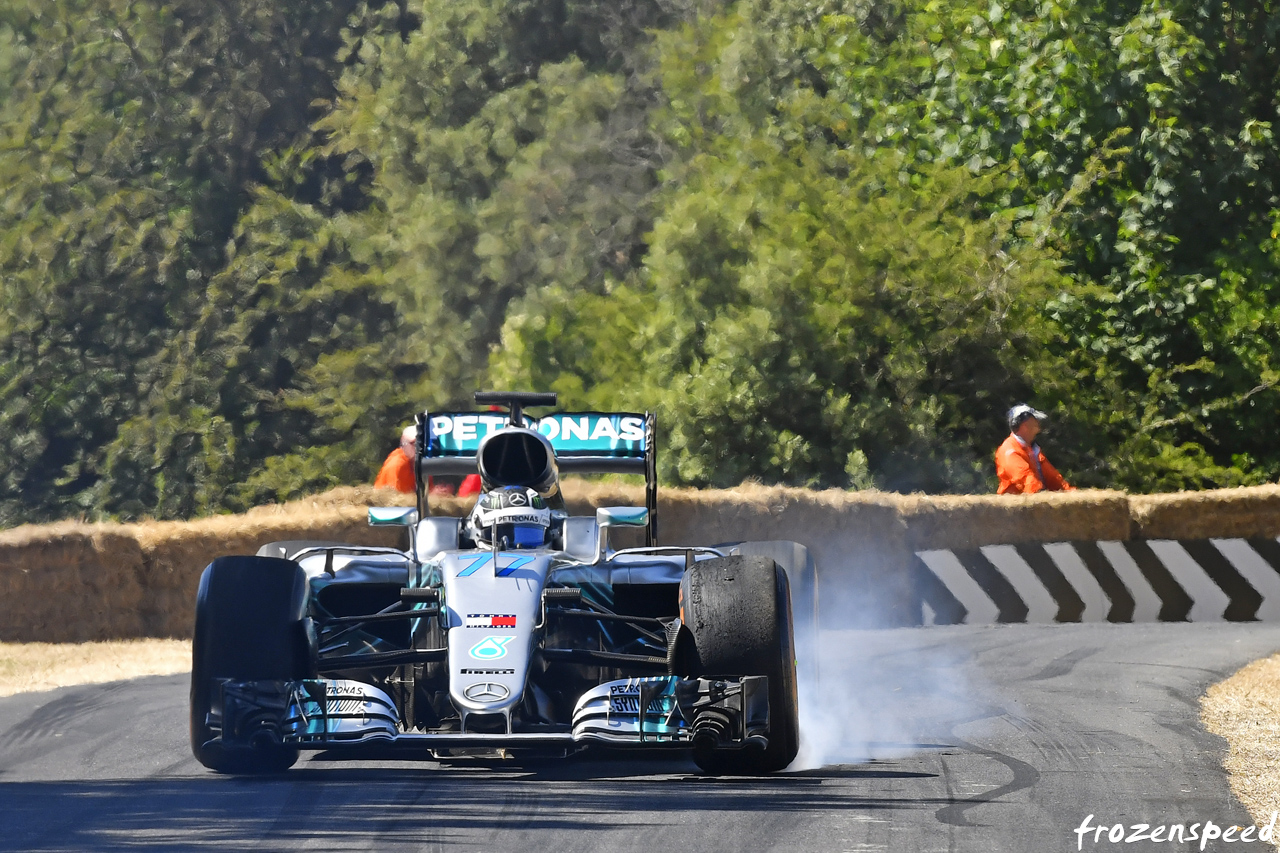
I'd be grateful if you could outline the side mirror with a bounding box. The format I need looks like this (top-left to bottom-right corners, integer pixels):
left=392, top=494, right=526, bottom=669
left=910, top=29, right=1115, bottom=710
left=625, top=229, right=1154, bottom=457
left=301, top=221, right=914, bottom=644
left=594, top=506, right=648, bottom=562
left=368, top=506, right=420, bottom=526
left=596, top=506, right=648, bottom=528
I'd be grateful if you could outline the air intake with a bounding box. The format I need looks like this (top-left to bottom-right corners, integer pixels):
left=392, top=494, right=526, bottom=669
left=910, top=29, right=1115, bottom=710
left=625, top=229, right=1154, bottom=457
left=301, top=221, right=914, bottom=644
left=477, top=428, right=560, bottom=501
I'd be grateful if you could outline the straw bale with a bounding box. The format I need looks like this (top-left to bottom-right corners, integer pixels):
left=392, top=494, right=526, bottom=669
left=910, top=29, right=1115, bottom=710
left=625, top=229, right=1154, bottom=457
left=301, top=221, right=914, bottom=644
left=245, top=485, right=413, bottom=514
left=0, top=522, right=147, bottom=642
left=654, top=485, right=913, bottom=628
left=38, top=479, right=1280, bottom=642
left=560, top=480, right=646, bottom=517
left=131, top=503, right=407, bottom=638
left=1130, top=484, right=1280, bottom=540
left=285, top=478, right=658, bottom=518
left=894, top=489, right=1131, bottom=551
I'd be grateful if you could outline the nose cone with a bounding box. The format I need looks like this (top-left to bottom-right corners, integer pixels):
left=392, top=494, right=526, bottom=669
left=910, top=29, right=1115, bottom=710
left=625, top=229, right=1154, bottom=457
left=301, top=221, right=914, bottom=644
left=441, top=551, right=553, bottom=716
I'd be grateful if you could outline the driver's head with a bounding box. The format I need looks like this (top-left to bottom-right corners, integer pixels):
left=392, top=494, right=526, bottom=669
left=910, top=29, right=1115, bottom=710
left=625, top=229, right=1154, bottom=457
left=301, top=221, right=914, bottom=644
left=468, top=486, right=551, bottom=549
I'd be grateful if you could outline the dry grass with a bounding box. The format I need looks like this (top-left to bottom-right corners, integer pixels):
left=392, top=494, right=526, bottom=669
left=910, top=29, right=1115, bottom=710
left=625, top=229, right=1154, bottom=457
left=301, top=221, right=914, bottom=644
left=1203, top=654, right=1280, bottom=850
left=0, top=639, right=191, bottom=697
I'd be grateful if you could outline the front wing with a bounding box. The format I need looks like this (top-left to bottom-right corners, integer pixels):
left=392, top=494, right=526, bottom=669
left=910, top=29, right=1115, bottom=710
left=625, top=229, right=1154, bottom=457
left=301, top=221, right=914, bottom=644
left=209, top=675, right=770, bottom=757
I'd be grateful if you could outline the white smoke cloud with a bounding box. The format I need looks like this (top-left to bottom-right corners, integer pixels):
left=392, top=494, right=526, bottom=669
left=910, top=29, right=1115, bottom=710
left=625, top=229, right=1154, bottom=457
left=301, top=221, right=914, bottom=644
left=790, top=626, right=983, bottom=770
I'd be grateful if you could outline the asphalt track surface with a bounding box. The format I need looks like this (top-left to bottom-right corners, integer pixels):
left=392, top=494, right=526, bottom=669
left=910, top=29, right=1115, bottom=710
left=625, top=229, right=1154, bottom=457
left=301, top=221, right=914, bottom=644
left=2, top=623, right=1278, bottom=852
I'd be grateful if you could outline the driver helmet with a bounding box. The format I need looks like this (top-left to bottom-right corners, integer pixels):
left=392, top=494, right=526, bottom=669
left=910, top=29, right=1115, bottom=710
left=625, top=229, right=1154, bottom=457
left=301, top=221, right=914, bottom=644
left=468, top=486, right=552, bottom=549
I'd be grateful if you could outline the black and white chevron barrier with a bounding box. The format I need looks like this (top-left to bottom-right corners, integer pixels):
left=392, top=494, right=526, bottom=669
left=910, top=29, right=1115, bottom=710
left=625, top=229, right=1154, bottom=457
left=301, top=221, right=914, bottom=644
left=914, top=539, right=1280, bottom=624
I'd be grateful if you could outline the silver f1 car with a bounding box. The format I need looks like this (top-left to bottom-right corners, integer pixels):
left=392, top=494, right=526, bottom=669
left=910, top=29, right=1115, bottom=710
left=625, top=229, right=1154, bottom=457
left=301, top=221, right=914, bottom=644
left=190, top=391, right=812, bottom=775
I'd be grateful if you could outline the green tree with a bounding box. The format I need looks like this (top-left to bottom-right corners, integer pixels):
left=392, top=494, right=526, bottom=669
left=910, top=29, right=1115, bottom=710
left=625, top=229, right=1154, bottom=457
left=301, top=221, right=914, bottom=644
left=96, top=188, right=409, bottom=517
left=493, top=4, right=1074, bottom=491
left=12, top=0, right=1280, bottom=523
left=0, top=0, right=377, bottom=523
left=314, top=0, right=679, bottom=413
left=790, top=0, right=1280, bottom=488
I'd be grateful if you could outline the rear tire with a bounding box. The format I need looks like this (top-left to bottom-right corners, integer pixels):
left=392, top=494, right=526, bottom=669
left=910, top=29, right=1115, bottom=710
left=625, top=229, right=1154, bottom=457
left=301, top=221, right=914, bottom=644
left=679, top=555, right=800, bottom=774
left=190, top=556, right=310, bottom=774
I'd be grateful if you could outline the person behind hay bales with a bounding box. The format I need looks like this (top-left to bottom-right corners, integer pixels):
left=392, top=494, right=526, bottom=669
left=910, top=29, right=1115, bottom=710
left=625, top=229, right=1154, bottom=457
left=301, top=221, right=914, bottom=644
left=995, top=404, right=1075, bottom=495
left=374, top=425, right=462, bottom=495
left=375, top=425, right=418, bottom=493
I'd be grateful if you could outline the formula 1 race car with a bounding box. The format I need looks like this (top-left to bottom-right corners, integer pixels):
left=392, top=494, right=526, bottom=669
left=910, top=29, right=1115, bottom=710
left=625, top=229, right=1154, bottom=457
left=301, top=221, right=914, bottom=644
left=190, top=392, right=814, bottom=775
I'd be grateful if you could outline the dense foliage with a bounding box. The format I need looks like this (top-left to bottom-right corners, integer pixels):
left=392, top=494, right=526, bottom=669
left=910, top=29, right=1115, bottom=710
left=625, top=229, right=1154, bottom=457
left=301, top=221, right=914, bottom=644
left=3, top=0, right=1280, bottom=522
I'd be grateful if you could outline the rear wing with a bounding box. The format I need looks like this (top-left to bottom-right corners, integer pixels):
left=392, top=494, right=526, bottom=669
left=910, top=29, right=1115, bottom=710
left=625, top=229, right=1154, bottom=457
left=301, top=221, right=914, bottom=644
left=412, top=408, right=657, bottom=544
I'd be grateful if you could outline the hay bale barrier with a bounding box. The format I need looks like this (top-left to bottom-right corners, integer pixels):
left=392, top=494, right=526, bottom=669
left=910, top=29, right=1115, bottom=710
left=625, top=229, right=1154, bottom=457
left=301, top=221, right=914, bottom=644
left=0, top=488, right=413, bottom=643
left=135, top=485, right=417, bottom=637
left=0, top=522, right=147, bottom=643
left=5, top=483, right=1280, bottom=641
left=1131, top=484, right=1280, bottom=541
left=656, top=485, right=912, bottom=628
left=561, top=480, right=911, bottom=626
left=896, top=489, right=1131, bottom=552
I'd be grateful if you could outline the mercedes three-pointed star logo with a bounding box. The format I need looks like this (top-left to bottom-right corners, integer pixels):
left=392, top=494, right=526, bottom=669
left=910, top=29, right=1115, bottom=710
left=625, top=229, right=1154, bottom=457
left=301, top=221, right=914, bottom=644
left=464, top=682, right=510, bottom=702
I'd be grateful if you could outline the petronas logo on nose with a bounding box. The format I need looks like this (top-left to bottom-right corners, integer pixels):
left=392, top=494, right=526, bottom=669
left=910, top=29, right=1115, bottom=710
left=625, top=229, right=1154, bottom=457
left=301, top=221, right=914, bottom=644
left=469, top=636, right=514, bottom=660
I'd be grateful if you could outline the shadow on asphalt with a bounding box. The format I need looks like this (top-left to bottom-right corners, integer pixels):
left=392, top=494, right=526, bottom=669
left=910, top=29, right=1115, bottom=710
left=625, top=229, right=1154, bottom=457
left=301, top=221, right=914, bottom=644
left=1, top=762, right=954, bottom=852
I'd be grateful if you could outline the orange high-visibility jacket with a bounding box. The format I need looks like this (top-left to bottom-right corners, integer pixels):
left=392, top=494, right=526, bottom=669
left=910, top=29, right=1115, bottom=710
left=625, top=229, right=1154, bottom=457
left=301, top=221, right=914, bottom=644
left=995, top=434, right=1073, bottom=495
left=374, top=448, right=415, bottom=493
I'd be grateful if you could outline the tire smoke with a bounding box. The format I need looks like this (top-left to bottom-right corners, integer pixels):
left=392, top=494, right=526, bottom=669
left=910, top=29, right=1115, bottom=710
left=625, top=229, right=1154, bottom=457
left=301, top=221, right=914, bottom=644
left=790, top=626, right=981, bottom=770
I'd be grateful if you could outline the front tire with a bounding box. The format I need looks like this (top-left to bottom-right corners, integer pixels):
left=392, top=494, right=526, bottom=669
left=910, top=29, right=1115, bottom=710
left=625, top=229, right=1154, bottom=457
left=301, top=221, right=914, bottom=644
left=679, top=555, right=800, bottom=774
left=190, top=556, right=310, bottom=773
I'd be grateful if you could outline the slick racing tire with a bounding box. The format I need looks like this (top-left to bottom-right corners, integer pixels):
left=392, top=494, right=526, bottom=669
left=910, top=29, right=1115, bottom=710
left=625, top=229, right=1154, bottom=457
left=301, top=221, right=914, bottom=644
left=678, top=555, right=800, bottom=775
left=190, top=556, right=310, bottom=774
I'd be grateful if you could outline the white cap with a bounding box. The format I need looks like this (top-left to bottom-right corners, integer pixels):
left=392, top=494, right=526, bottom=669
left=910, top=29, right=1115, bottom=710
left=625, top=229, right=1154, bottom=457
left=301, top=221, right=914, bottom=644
left=1007, top=404, right=1048, bottom=431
